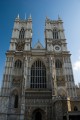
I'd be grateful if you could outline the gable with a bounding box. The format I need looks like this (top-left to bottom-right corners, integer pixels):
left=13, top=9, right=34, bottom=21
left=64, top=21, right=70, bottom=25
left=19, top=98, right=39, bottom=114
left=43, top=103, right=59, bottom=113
left=34, top=41, right=44, bottom=49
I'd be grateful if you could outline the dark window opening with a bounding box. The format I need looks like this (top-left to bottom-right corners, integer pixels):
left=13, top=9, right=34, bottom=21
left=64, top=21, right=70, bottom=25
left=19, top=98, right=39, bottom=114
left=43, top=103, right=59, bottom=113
left=53, top=29, right=58, bottom=39
left=35, top=112, right=42, bottom=120
left=55, top=59, right=62, bottom=68
left=14, top=95, right=18, bottom=108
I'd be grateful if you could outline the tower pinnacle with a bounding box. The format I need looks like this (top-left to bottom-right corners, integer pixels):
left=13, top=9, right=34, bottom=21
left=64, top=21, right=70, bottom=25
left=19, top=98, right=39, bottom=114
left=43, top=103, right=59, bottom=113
left=28, top=14, right=32, bottom=19
left=16, top=14, right=20, bottom=20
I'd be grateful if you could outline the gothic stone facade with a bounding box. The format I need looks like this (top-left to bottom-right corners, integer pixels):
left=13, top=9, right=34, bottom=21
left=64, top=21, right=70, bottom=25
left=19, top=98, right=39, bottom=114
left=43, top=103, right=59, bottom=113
left=0, top=15, right=79, bottom=120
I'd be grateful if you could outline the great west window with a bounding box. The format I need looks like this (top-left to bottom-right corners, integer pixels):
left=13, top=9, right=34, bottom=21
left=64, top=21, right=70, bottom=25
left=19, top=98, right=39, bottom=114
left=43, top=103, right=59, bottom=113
left=30, top=60, right=46, bottom=88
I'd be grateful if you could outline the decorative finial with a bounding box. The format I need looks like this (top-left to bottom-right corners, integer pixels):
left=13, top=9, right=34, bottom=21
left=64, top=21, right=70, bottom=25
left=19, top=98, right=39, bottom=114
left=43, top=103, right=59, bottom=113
left=58, top=15, right=61, bottom=20
left=29, top=14, right=32, bottom=19
left=25, top=13, right=26, bottom=20
left=28, top=14, right=32, bottom=20
left=38, top=32, right=40, bottom=40
left=16, top=14, right=20, bottom=20
left=17, top=14, right=19, bottom=19
left=46, top=16, right=48, bottom=20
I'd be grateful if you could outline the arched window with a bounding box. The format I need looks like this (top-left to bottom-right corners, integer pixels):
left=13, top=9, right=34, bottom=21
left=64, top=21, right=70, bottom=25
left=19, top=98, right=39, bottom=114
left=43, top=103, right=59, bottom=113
left=14, top=94, right=18, bottom=108
left=53, top=29, right=58, bottom=39
left=19, top=27, right=25, bottom=39
left=14, top=59, right=22, bottom=68
left=55, top=59, right=62, bottom=68
left=31, top=60, right=46, bottom=88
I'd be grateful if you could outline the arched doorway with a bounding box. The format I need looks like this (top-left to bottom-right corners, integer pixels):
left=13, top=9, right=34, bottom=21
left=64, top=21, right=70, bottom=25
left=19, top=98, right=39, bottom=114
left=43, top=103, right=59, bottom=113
left=35, top=111, right=42, bottom=120
left=32, top=109, right=45, bottom=120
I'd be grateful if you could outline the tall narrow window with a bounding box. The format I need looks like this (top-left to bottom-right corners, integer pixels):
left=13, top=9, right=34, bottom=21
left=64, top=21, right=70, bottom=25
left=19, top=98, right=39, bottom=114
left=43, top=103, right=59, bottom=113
left=19, top=27, right=25, bottom=39
left=14, top=95, right=18, bottom=108
left=55, top=59, right=62, bottom=68
left=31, top=60, right=46, bottom=88
left=53, top=29, right=58, bottom=39
left=14, top=59, right=22, bottom=68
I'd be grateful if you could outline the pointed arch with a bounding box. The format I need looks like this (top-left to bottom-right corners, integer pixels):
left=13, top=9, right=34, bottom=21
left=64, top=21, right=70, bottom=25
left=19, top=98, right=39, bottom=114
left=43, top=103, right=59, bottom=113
left=19, top=27, right=25, bottom=39
left=31, top=108, right=45, bottom=120
left=30, top=59, right=46, bottom=88
left=14, top=59, right=22, bottom=68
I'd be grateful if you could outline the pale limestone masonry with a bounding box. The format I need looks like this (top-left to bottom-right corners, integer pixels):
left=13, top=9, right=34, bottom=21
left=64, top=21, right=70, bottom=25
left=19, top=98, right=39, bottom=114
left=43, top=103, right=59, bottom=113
left=0, top=15, right=78, bottom=120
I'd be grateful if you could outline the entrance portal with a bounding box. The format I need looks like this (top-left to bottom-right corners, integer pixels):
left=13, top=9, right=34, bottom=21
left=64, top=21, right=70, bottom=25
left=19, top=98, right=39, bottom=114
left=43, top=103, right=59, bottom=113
left=35, top=111, right=42, bottom=120
left=32, top=109, right=45, bottom=120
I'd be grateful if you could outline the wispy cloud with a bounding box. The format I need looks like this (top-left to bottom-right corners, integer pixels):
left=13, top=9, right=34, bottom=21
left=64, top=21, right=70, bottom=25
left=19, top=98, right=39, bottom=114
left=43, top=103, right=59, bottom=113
left=73, top=56, right=80, bottom=71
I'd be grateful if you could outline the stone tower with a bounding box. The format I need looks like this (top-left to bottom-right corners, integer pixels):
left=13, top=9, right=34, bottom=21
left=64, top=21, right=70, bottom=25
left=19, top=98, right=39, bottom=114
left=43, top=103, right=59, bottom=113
left=0, top=15, right=77, bottom=120
left=45, top=16, right=76, bottom=97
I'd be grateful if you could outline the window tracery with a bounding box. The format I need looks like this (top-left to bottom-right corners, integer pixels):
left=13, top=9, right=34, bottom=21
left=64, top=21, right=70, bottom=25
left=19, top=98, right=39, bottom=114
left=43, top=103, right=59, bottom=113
left=14, top=59, right=22, bottom=68
left=30, top=60, right=46, bottom=88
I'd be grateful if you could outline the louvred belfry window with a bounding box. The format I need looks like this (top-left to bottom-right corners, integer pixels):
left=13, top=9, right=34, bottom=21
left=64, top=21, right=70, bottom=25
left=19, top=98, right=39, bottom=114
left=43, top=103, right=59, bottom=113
left=53, top=29, right=58, bottom=39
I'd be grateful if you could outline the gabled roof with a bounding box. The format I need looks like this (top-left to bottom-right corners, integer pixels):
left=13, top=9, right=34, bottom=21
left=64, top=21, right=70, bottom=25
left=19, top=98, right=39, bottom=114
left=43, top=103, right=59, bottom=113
left=34, top=40, right=44, bottom=49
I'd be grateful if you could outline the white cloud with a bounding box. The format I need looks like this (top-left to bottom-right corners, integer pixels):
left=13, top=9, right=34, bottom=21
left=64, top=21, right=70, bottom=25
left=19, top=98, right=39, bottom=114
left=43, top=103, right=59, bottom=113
left=73, top=58, right=80, bottom=71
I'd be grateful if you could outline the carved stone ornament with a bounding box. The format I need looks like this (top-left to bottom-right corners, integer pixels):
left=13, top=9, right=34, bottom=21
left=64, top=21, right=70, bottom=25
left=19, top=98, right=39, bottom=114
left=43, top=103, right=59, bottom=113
left=16, top=42, right=24, bottom=51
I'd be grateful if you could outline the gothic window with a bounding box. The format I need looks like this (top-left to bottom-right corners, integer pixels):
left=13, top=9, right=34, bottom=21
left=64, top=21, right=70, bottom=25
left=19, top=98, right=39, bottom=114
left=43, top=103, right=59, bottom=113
left=55, top=59, right=62, bottom=68
left=19, top=27, right=25, bottom=39
left=53, top=29, right=58, bottom=39
left=30, top=60, right=46, bottom=88
left=14, top=59, right=22, bottom=68
left=14, top=95, right=18, bottom=108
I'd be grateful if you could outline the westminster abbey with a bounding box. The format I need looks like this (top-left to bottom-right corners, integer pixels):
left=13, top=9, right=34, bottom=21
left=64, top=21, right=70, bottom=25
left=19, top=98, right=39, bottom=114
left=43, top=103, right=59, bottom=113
left=0, top=15, right=80, bottom=120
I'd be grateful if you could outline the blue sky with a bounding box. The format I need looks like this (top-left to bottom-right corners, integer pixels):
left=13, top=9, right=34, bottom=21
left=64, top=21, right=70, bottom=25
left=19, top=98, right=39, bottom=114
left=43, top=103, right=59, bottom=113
left=0, top=0, right=80, bottom=86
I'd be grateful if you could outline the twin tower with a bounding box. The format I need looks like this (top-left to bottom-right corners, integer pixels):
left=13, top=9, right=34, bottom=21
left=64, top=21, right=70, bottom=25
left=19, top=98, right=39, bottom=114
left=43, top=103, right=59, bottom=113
left=0, top=15, right=77, bottom=120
